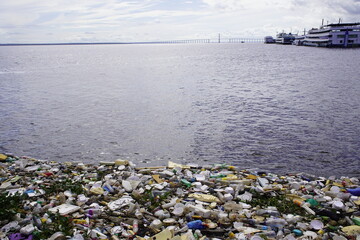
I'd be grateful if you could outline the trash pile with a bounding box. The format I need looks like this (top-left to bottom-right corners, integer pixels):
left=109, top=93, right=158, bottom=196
left=0, top=153, right=359, bottom=240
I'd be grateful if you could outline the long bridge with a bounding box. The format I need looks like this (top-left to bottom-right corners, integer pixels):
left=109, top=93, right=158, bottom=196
left=0, top=37, right=264, bottom=46
left=129, top=37, right=263, bottom=44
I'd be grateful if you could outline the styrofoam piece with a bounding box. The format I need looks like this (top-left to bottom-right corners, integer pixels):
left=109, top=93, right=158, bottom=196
left=49, top=204, right=81, bottom=215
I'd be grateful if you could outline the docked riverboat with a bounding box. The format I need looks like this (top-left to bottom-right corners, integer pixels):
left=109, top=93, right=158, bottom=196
left=293, top=35, right=305, bottom=46
left=275, top=32, right=296, bottom=44
left=303, top=22, right=360, bottom=47
left=264, top=36, right=276, bottom=44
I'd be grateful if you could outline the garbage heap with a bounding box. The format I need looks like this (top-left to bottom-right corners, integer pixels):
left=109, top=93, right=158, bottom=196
left=0, top=153, right=359, bottom=240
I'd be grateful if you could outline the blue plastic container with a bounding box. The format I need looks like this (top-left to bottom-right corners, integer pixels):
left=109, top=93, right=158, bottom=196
left=187, top=220, right=205, bottom=229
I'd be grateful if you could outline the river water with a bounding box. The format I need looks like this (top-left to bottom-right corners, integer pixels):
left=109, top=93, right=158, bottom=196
left=1, top=43, right=359, bottom=177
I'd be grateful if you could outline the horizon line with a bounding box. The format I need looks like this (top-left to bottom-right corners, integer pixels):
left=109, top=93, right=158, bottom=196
left=0, top=37, right=265, bottom=46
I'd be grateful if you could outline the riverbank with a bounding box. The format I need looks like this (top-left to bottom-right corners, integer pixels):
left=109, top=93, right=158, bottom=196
left=0, top=153, right=359, bottom=239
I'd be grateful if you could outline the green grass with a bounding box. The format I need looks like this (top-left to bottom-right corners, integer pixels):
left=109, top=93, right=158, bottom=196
left=33, top=213, right=73, bottom=240
left=0, top=192, right=25, bottom=221
left=248, top=192, right=309, bottom=216
left=132, top=187, right=172, bottom=212
left=44, top=179, right=84, bottom=196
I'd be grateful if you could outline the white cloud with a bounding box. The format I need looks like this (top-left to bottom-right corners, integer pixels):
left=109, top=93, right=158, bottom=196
left=0, top=0, right=359, bottom=43
left=201, top=0, right=293, bottom=11
left=201, top=0, right=244, bottom=11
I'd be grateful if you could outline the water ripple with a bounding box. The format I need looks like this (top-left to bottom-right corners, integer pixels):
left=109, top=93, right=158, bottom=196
left=0, top=44, right=359, bottom=177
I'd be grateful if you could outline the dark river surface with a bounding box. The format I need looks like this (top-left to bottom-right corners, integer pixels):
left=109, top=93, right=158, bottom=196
left=1, top=43, right=359, bottom=177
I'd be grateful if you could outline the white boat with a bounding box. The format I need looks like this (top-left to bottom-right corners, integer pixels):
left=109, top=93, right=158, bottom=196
left=275, top=32, right=296, bottom=44
left=303, top=22, right=360, bottom=47
left=264, top=36, right=275, bottom=44
left=293, top=35, right=305, bottom=46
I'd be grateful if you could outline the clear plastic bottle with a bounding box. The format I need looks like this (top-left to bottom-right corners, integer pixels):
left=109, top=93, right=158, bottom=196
left=293, top=199, right=315, bottom=215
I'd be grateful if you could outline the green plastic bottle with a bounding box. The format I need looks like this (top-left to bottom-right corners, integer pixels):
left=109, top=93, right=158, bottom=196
left=352, top=217, right=360, bottom=226
left=210, top=174, right=227, bottom=178
left=181, top=179, right=192, bottom=187
left=306, top=198, right=319, bottom=207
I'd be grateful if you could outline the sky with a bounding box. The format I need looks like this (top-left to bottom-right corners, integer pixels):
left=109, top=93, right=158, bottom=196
left=1, top=0, right=360, bottom=43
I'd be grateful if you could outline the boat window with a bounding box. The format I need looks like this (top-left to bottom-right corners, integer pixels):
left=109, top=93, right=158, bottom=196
left=348, top=34, right=358, bottom=38
left=337, top=35, right=345, bottom=38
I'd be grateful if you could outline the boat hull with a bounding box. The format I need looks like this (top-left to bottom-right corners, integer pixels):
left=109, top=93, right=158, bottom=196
left=302, top=22, right=360, bottom=48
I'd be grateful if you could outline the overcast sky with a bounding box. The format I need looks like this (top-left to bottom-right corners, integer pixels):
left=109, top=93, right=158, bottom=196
left=1, top=0, right=359, bottom=43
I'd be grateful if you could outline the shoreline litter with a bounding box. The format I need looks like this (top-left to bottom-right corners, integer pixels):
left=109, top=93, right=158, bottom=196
left=0, top=153, right=359, bottom=239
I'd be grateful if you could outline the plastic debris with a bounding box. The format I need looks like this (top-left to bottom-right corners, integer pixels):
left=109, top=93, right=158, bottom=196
left=188, top=193, right=221, bottom=203
left=310, top=219, right=324, bottom=230
left=148, top=228, right=174, bottom=240
left=0, top=154, right=359, bottom=240
left=341, top=225, right=360, bottom=235
left=0, top=154, right=7, bottom=161
left=107, top=196, right=134, bottom=211
left=49, top=204, right=81, bottom=215
left=168, top=161, right=190, bottom=169
left=293, top=199, right=316, bottom=215
left=347, top=187, right=360, bottom=196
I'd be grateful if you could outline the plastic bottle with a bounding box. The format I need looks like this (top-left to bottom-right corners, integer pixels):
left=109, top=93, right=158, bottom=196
left=293, top=199, right=315, bottom=215
left=103, top=182, right=114, bottom=193
left=149, top=219, right=163, bottom=229
left=306, top=198, right=319, bottom=207
left=240, top=218, right=257, bottom=227
left=187, top=220, right=206, bottom=229
left=256, top=209, right=280, bottom=217
left=346, top=187, right=360, bottom=196
left=210, top=174, right=227, bottom=178
left=293, top=229, right=303, bottom=236
left=351, top=216, right=360, bottom=225
left=314, top=208, right=340, bottom=221
left=154, top=209, right=171, bottom=219
left=86, top=209, right=101, bottom=218
left=134, top=209, right=143, bottom=219
left=265, top=218, right=287, bottom=229
left=132, top=220, right=138, bottom=234
left=217, top=191, right=225, bottom=202
left=255, top=225, right=269, bottom=230
left=186, top=204, right=211, bottom=218
left=162, top=197, right=178, bottom=209
left=181, top=179, right=192, bottom=187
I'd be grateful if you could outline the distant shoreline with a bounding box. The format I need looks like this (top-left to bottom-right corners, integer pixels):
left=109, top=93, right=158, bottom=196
left=0, top=39, right=263, bottom=46
left=0, top=42, right=152, bottom=46
left=0, top=42, right=240, bottom=46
